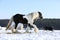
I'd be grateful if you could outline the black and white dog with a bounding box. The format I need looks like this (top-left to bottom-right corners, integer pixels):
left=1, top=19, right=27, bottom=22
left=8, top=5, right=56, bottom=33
left=6, top=11, right=43, bottom=33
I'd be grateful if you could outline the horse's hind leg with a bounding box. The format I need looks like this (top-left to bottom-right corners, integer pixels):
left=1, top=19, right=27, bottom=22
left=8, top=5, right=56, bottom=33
left=20, top=23, right=24, bottom=30
left=26, top=24, right=30, bottom=33
left=12, top=23, right=18, bottom=33
left=17, top=23, right=24, bottom=30
left=14, top=23, right=18, bottom=29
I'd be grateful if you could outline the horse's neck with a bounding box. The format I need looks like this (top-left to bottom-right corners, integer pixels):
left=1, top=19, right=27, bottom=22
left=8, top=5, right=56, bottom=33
left=24, top=15, right=34, bottom=24
left=23, top=13, right=39, bottom=24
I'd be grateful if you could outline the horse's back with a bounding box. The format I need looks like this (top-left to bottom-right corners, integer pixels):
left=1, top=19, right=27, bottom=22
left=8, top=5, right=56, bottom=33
left=13, top=14, right=24, bottom=23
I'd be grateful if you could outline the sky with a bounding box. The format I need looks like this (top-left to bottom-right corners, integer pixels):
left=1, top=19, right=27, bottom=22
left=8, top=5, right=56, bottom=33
left=0, top=0, right=60, bottom=19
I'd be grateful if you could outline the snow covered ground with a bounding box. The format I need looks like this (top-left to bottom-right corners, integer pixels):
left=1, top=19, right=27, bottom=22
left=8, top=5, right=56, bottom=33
left=0, top=27, right=60, bottom=40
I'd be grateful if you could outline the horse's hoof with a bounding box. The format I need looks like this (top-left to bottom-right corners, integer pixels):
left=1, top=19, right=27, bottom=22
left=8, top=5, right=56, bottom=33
left=34, top=28, right=39, bottom=33
left=12, top=29, right=18, bottom=33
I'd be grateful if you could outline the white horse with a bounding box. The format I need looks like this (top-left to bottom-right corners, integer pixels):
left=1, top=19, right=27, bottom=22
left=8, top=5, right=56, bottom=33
left=5, top=11, right=43, bottom=33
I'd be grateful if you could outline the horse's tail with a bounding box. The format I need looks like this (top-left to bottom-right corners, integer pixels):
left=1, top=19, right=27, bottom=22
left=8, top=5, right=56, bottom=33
left=5, top=17, right=13, bottom=30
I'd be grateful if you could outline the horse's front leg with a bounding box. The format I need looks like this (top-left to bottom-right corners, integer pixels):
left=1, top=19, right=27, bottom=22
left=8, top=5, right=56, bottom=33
left=30, top=23, right=39, bottom=33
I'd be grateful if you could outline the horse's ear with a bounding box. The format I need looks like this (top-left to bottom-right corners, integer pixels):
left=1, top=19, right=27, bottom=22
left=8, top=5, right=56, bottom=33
left=38, top=12, right=43, bottom=19
left=38, top=12, right=42, bottom=16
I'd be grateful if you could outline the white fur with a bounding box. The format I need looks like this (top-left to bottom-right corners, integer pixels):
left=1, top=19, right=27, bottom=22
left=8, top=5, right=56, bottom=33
left=6, top=11, right=42, bottom=33
left=24, top=12, right=40, bottom=33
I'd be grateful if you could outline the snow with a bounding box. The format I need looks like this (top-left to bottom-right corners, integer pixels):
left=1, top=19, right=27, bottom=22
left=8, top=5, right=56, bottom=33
left=0, top=27, right=60, bottom=40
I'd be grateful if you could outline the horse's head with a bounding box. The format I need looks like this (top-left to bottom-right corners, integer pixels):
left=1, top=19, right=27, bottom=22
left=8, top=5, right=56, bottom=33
left=26, top=11, right=43, bottom=24
left=31, top=11, right=43, bottom=20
